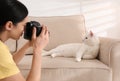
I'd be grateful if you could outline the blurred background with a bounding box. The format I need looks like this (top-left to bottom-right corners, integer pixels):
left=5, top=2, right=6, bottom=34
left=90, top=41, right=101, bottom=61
left=20, top=0, right=120, bottom=39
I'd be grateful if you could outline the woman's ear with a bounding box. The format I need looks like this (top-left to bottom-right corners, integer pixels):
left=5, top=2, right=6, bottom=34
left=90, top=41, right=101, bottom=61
left=4, top=21, right=14, bottom=31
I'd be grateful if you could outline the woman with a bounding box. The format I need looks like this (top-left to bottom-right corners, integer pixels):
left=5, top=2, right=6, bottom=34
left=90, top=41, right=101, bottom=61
left=0, top=0, right=49, bottom=81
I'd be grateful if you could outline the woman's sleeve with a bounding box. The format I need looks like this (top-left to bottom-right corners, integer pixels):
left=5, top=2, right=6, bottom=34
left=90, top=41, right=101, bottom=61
left=0, top=45, right=20, bottom=79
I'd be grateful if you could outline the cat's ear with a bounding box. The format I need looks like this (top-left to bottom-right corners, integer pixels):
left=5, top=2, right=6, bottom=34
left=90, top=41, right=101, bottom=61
left=90, top=31, right=94, bottom=37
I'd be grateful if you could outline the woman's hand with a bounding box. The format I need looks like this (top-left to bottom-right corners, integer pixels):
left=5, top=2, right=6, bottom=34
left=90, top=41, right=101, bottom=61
left=30, top=25, right=49, bottom=54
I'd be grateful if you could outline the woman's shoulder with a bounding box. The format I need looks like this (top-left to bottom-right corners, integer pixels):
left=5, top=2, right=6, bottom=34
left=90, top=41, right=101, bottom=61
left=0, top=40, right=10, bottom=51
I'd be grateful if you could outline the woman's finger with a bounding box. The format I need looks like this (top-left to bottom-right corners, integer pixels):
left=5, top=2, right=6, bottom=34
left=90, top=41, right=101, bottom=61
left=44, top=25, right=48, bottom=35
left=32, top=27, right=37, bottom=39
left=39, top=25, right=46, bottom=37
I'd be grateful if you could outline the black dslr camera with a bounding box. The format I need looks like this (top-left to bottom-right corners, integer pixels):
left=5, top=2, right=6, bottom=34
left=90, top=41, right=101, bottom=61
left=24, top=21, right=42, bottom=40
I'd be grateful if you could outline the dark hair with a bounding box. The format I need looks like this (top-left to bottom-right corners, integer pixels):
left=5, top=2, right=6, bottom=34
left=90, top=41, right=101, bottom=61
left=0, top=0, right=28, bottom=31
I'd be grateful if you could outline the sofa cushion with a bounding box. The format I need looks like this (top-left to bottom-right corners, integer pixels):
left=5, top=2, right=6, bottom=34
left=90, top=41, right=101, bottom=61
left=18, top=55, right=112, bottom=81
left=5, top=39, right=17, bottom=53
left=17, top=15, right=86, bottom=54
left=18, top=55, right=110, bottom=69
left=29, top=15, right=86, bottom=50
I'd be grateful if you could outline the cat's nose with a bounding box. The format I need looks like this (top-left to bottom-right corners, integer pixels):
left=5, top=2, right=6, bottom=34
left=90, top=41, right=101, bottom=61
left=82, top=39, right=85, bottom=42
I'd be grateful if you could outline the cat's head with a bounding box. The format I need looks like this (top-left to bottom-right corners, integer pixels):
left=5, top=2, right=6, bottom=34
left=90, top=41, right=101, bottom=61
left=83, top=31, right=100, bottom=45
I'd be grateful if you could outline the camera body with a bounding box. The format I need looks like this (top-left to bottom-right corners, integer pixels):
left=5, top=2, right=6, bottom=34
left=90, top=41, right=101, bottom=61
left=24, top=21, right=42, bottom=40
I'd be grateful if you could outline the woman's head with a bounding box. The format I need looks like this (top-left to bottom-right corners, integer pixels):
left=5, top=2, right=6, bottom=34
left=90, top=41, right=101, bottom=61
left=0, top=0, right=28, bottom=40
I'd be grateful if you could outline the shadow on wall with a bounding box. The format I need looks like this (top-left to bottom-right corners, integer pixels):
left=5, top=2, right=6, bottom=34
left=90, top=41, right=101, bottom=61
left=81, top=0, right=118, bottom=38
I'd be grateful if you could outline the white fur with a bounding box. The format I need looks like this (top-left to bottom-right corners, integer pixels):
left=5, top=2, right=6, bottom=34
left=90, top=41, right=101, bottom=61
left=42, top=31, right=100, bottom=62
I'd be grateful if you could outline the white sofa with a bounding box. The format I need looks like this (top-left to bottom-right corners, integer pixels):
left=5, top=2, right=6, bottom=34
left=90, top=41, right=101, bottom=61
left=6, top=15, right=120, bottom=81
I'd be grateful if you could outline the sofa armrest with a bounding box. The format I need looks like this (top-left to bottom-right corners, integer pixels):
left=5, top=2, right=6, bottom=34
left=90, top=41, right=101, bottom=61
left=99, top=37, right=120, bottom=81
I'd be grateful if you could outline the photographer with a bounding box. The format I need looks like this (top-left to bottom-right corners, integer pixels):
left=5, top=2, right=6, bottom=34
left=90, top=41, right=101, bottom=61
left=0, top=0, right=49, bottom=81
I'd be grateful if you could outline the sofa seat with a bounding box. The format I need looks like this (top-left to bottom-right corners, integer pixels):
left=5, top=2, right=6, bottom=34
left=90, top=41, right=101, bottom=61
left=18, top=55, right=112, bottom=81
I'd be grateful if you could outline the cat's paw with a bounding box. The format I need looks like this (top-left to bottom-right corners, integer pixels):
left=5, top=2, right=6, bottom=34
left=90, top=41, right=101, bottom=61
left=75, top=58, right=81, bottom=62
left=51, top=54, right=56, bottom=58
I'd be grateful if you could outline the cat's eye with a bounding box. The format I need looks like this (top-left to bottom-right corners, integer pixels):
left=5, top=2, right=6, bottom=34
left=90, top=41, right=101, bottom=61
left=85, top=37, right=88, bottom=39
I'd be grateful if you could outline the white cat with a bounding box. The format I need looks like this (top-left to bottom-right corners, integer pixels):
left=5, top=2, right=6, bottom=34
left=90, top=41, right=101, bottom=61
left=42, top=31, right=100, bottom=62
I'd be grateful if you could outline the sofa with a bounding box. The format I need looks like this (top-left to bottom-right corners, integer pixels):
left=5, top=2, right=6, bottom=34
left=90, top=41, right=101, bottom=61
left=5, top=15, right=120, bottom=81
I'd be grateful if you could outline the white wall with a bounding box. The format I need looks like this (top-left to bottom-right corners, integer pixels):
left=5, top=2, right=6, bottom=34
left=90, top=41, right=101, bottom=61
left=20, top=0, right=81, bottom=16
left=20, top=0, right=120, bottom=39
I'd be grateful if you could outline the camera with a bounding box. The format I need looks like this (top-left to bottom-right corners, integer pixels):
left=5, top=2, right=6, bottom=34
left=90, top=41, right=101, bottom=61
left=24, top=21, right=42, bottom=40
